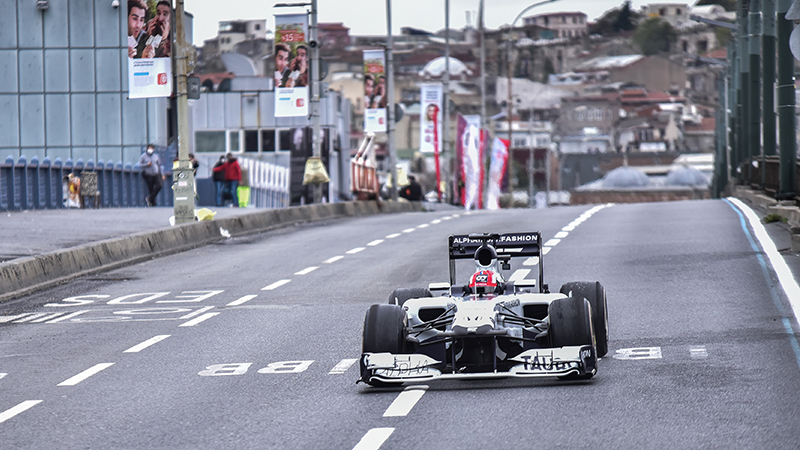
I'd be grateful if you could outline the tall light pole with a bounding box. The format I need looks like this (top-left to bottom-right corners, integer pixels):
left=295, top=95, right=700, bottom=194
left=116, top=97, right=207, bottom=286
left=386, top=0, right=398, bottom=200
left=172, top=0, right=195, bottom=224
left=504, top=0, right=560, bottom=193
left=444, top=0, right=451, bottom=203
left=275, top=1, right=322, bottom=202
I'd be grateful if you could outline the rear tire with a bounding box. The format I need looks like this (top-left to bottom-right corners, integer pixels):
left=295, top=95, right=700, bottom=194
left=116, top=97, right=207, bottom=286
left=560, top=281, right=608, bottom=357
left=549, top=297, right=595, bottom=380
left=387, top=287, right=433, bottom=306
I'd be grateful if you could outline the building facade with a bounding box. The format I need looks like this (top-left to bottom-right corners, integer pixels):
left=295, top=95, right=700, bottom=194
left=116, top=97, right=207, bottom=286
left=0, top=0, right=175, bottom=165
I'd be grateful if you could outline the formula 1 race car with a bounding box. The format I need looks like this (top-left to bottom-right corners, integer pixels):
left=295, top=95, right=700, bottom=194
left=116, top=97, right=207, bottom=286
left=358, top=232, right=608, bottom=386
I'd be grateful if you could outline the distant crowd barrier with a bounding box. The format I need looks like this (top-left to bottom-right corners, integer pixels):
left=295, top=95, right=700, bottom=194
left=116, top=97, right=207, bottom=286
left=238, top=157, right=290, bottom=209
left=0, top=156, right=173, bottom=211
left=1, top=155, right=292, bottom=212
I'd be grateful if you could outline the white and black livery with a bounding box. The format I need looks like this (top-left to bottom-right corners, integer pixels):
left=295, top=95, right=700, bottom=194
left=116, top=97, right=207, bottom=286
left=359, top=232, right=609, bottom=386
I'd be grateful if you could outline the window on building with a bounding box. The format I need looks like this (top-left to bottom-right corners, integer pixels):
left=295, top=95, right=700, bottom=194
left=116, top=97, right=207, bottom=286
left=195, top=131, right=226, bottom=152
left=244, top=130, right=258, bottom=152
left=261, top=130, right=276, bottom=152
left=255, top=24, right=261, bottom=30
left=278, top=129, right=293, bottom=151
left=659, top=8, right=666, bottom=15
left=676, top=8, right=682, bottom=15
left=228, top=130, right=240, bottom=152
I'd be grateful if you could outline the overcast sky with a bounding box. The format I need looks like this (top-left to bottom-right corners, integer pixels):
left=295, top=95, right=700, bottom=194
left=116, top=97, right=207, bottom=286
left=187, top=0, right=652, bottom=46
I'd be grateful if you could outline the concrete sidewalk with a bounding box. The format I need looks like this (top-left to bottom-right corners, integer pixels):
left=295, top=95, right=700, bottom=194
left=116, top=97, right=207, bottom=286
left=0, top=201, right=427, bottom=302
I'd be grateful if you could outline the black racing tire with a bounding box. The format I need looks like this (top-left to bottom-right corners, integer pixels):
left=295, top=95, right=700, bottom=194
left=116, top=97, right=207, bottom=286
left=560, top=281, right=608, bottom=357
left=549, top=296, right=595, bottom=380
left=387, top=287, right=433, bottom=306
left=362, top=304, right=408, bottom=354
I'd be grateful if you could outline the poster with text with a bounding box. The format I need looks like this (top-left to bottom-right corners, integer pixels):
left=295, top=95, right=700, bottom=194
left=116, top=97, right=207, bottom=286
left=363, top=49, right=386, bottom=132
left=127, top=0, right=173, bottom=98
left=274, top=14, right=309, bottom=117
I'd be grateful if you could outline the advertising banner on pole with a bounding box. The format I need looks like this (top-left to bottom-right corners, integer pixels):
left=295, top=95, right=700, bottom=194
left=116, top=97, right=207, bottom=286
left=456, top=114, right=485, bottom=210
left=274, top=14, right=309, bottom=117
left=486, top=137, right=510, bottom=210
left=420, top=83, right=443, bottom=199
left=363, top=49, right=387, bottom=133
left=126, top=0, right=173, bottom=99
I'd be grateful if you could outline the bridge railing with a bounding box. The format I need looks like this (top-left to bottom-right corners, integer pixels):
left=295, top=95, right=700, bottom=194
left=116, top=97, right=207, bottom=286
left=0, top=156, right=172, bottom=211
left=238, top=157, right=291, bottom=209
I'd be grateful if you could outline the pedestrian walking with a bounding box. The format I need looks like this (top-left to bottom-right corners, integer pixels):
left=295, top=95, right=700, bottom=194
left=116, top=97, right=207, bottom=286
left=399, top=174, right=424, bottom=201
left=213, top=153, right=242, bottom=207
left=212, top=155, right=226, bottom=206
left=138, top=144, right=164, bottom=207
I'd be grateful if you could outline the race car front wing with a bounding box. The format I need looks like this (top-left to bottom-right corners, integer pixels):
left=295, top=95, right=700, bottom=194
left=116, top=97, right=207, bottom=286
left=358, top=345, right=596, bottom=384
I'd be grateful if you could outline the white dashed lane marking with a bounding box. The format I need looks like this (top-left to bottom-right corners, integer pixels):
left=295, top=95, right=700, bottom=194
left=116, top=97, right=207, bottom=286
left=124, top=335, right=171, bottom=353
left=352, top=428, right=395, bottom=450
left=347, top=247, right=366, bottom=254
left=383, top=385, right=428, bottom=417
left=554, top=231, right=569, bottom=239
left=324, top=255, right=344, bottom=264
left=328, top=359, right=358, bottom=374
left=0, top=400, right=42, bottom=424
left=295, top=266, right=318, bottom=275
left=179, top=313, right=219, bottom=327
left=385, top=233, right=401, bottom=239
left=179, top=306, right=214, bottom=320
left=367, top=239, right=384, bottom=246
left=58, top=363, right=115, bottom=386
left=523, top=257, right=539, bottom=266
left=262, top=279, right=291, bottom=291
left=402, top=228, right=415, bottom=233
left=544, top=239, right=561, bottom=247
left=509, top=269, right=532, bottom=282
left=227, top=295, right=257, bottom=306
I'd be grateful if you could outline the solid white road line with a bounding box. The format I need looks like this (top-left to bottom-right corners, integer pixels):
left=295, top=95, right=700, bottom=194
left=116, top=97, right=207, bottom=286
left=352, top=428, right=395, bottom=450
left=324, top=255, right=344, bottom=263
left=179, top=313, right=219, bottom=327
left=729, top=197, right=800, bottom=327
left=124, top=335, right=171, bottom=353
left=295, top=266, right=318, bottom=275
left=383, top=385, right=428, bottom=417
left=46, top=310, right=88, bottom=323
left=328, top=359, right=358, bottom=374
left=179, top=306, right=215, bottom=320
left=367, top=239, right=384, bottom=246
left=227, top=295, right=257, bottom=306
left=0, top=400, right=42, bottom=424
left=347, top=247, right=366, bottom=254
left=262, top=279, right=291, bottom=291
left=58, top=363, right=115, bottom=386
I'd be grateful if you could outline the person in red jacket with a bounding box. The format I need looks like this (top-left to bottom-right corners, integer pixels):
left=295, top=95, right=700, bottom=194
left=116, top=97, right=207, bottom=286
left=212, top=153, right=242, bottom=207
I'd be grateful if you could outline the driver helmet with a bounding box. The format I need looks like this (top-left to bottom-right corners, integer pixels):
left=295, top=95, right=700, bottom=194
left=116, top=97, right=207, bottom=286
left=474, top=245, right=498, bottom=270
left=469, top=270, right=498, bottom=295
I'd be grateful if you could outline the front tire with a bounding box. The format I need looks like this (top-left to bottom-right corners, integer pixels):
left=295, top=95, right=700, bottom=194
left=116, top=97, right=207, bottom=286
left=362, top=304, right=407, bottom=354
left=560, top=281, right=608, bottom=357
left=549, top=296, right=595, bottom=380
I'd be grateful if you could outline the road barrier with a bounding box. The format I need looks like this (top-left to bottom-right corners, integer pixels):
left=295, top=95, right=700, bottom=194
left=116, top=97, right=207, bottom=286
left=0, top=156, right=172, bottom=211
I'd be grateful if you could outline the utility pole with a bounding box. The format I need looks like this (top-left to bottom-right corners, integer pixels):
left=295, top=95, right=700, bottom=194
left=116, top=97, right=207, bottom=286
left=310, top=0, right=322, bottom=203
left=777, top=0, right=796, bottom=198
left=748, top=0, right=762, bottom=186
left=386, top=0, right=398, bottom=200
left=443, top=0, right=451, bottom=203
left=172, top=0, right=196, bottom=224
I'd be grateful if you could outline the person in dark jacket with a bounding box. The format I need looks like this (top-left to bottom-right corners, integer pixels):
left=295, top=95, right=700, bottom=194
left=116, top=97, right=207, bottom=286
left=399, top=174, right=424, bottom=201
left=213, top=153, right=242, bottom=207
left=212, top=155, right=226, bottom=206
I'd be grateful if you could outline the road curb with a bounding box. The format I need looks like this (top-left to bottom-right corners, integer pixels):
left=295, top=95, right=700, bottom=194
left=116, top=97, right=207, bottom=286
left=0, top=200, right=422, bottom=303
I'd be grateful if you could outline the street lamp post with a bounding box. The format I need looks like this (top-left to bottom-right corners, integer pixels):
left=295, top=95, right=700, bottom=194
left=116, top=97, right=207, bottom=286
left=504, top=0, right=560, bottom=194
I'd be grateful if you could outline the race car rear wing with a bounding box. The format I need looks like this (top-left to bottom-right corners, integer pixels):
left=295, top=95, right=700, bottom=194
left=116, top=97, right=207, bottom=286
left=448, top=232, right=545, bottom=292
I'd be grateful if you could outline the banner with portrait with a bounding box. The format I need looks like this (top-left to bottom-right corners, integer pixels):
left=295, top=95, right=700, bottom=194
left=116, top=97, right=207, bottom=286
left=126, top=0, right=173, bottom=99
left=420, top=83, right=443, bottom=200
left=456, top=114, right=485, bottom=211
left=274, top=14, right=309, bottom=118
left=486, top=137, right=510, bottom=210
left=363, top=49, right=386, bottom=133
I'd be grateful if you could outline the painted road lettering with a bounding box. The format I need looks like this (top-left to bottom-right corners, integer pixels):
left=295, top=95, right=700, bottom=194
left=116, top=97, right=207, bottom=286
left=613, top=347, right=662, bottom=360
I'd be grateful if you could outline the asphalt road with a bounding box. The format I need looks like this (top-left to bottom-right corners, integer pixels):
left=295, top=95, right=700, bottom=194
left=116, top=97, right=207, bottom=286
left=1, top=200, right=799, bottom=449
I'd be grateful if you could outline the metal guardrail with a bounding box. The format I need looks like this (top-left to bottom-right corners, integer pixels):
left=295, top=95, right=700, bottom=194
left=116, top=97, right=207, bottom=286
left=0, top=156, right=172, bottom=211
left=238, top=157, right=291, bottom=209
left=737, top=156, right=800, bottom=204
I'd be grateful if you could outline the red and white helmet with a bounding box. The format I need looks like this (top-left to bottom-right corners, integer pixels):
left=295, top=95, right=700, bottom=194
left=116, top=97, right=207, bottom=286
left=469, top=270, right=498, bottom=295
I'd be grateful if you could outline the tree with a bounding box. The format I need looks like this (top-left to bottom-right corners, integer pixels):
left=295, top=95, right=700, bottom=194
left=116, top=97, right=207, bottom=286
left=632, top=17, right=678, bottom=55
left=588, top=1, right=642, bottom=35
left=613, top=1, right=636, bottom=32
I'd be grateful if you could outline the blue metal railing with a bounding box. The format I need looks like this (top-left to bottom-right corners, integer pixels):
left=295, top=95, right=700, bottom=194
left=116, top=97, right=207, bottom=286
left=0, top=156, right=172, bottom=211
